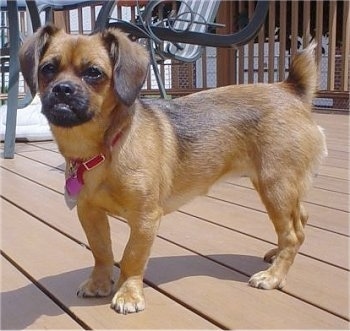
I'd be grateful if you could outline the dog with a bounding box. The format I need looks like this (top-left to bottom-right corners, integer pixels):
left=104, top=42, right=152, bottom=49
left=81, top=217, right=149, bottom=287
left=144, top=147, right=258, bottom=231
left=19, top=24, right=327, bottom=314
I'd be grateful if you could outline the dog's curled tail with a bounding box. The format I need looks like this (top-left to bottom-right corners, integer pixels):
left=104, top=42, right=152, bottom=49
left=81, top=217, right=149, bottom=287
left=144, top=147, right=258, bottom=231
left=285, top=42, right=317, bottom=105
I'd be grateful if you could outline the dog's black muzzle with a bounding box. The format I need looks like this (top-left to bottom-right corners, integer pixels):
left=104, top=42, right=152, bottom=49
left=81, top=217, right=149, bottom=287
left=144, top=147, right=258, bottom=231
left=41, top=81, right=93, bottom=127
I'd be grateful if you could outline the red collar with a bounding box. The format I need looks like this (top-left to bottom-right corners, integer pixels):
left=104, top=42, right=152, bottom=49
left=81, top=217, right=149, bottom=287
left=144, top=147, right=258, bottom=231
left=66, top=132, right=122, bottom=196
left=75, top=153, right=106, bottom=184
left=76, top=131, right=123, bottom=183
left=65, top=154, right=106, bottom=197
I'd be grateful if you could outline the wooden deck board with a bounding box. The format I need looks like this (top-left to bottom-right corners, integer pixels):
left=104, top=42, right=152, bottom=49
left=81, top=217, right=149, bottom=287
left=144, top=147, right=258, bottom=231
left=1, top=256, right=83, bottom=330
left=1, top=113, right=349, bottom=329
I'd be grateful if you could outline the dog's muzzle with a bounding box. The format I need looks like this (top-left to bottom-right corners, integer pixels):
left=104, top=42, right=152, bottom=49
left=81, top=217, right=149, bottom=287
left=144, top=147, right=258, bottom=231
left=41, top=81, right=93, bottom=127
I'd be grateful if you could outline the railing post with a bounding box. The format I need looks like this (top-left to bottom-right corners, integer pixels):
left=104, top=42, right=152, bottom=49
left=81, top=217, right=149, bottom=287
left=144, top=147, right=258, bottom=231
left=216, top=1, right=236, bottom=87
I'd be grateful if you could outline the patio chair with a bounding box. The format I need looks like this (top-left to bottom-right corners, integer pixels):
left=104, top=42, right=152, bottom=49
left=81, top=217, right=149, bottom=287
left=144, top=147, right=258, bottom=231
left=150, top=0, right=221, bottom=97
left=97, top=0, right=268, bottom=48
left=154, top=0, right=221, bottom=63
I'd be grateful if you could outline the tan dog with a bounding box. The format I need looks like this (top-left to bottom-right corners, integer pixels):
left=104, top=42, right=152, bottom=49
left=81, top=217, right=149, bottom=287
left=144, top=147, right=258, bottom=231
left=20, top=24, right=327, bottom=314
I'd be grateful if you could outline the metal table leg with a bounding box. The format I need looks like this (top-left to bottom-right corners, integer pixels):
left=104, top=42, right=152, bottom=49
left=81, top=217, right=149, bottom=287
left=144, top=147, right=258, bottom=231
left=4, top=0, right=20, bottom=159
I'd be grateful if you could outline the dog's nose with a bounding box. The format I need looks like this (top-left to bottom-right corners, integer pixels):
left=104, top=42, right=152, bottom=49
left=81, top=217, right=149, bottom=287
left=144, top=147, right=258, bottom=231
left=52, top=82, right=76, bottom=99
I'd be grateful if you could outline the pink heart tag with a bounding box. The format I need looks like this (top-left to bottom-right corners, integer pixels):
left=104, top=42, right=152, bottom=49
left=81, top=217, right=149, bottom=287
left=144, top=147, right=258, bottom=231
left=66, top=176, right=83, bottom=197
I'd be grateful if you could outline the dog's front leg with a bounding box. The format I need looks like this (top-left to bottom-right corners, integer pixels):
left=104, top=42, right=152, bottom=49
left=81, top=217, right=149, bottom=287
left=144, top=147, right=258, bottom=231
left=76, top=203, right=115, bottom=297
left=111, top=208, right=161, bottom=314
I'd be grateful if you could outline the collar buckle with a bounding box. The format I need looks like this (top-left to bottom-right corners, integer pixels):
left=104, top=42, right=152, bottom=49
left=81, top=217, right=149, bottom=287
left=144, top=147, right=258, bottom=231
left=76, top=153, right=106, bottom=184
left=82, top=154, right=106, bottom=171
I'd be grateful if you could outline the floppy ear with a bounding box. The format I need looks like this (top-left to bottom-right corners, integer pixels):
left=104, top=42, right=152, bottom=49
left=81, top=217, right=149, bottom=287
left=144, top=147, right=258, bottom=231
left=102, top=29, right=150, bottom=106
left=19, top=24, right=60, bottom=96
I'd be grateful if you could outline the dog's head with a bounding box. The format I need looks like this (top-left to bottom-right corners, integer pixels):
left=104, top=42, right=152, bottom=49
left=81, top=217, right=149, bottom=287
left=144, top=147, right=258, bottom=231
left=19, top=25, right=149, bottom=128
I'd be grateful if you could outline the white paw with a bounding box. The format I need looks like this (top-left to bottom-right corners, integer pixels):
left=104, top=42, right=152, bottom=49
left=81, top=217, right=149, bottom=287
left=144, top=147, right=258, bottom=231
left=111, top=290, right=145, bottom=314
left=249, top=270, right=286, bottom=290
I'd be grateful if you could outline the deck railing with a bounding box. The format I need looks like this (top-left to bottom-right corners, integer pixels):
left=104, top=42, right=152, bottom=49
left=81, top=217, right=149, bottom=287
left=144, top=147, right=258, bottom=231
left=214, top=1, right=349, bottom=110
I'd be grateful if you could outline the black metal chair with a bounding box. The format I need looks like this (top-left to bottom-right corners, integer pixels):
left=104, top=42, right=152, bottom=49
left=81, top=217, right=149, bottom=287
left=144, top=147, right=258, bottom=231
left=95, top=0, right=269, bottom=47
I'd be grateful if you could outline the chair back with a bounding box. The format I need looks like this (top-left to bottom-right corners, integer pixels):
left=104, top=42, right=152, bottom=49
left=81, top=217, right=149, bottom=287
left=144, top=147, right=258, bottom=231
left=165, top=0, right=221, bottom=62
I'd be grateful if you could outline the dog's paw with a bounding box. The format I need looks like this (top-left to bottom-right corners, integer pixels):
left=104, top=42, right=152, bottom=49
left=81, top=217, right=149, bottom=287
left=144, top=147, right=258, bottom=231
left=248, top=270, right=286, bottom=290
left=77, top=278, right=114, bottom=298
left=110, top=282, right=145, bottom=314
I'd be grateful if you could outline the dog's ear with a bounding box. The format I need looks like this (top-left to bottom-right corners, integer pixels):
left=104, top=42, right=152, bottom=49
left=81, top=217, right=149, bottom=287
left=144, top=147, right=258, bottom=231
left=102, top=29, right=149, bottom=106
left=19, top=24, right=60, bottom=96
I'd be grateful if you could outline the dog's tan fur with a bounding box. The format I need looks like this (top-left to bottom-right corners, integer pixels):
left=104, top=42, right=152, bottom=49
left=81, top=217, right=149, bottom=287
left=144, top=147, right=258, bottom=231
left=20, top=25, right=327, bottom=314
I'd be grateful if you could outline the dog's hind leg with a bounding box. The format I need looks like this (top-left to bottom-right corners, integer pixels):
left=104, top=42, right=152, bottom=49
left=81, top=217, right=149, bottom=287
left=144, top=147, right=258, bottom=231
left=262, top=202, right=309, bottom=264
left=249, top=177, right=306, bottom=289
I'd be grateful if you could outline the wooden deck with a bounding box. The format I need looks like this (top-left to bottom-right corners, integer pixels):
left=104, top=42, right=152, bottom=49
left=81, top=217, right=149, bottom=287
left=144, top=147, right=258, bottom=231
left=1, top=112, right=349, bottom=330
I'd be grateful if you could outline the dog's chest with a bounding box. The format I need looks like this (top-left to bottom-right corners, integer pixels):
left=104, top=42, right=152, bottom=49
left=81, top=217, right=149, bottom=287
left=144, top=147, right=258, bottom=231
left=86, top=183, right=129, bottom=217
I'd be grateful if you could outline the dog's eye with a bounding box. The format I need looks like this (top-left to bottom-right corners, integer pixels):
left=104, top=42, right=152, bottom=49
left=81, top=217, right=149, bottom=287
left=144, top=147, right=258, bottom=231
left=40, top=63, right=57, bottom=76
left=83, top=66, right=103, bottom=81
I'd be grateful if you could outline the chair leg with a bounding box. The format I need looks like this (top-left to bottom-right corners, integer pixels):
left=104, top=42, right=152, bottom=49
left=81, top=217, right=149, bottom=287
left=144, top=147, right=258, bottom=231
left=4, top=1, right=20, bottom=159
left=148, top=40, right=167, bottom=99
left=26, top=0, right=42, bottom=31
left=94, top=0, right=115, bottom=32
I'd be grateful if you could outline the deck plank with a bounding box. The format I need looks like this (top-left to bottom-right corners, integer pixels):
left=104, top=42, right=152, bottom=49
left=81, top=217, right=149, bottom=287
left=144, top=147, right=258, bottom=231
left=217, top=178, right=349, bottom=234
left=211, top=180, right=349, bottom=214
left=1, top=256, right=83, bottom=330
left=312, top=175, right=349, bottom=194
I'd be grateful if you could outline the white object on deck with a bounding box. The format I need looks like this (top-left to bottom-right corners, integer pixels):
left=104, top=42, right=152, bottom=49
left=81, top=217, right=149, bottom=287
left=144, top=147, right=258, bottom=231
left=0, top=95, right=52, bottom=142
